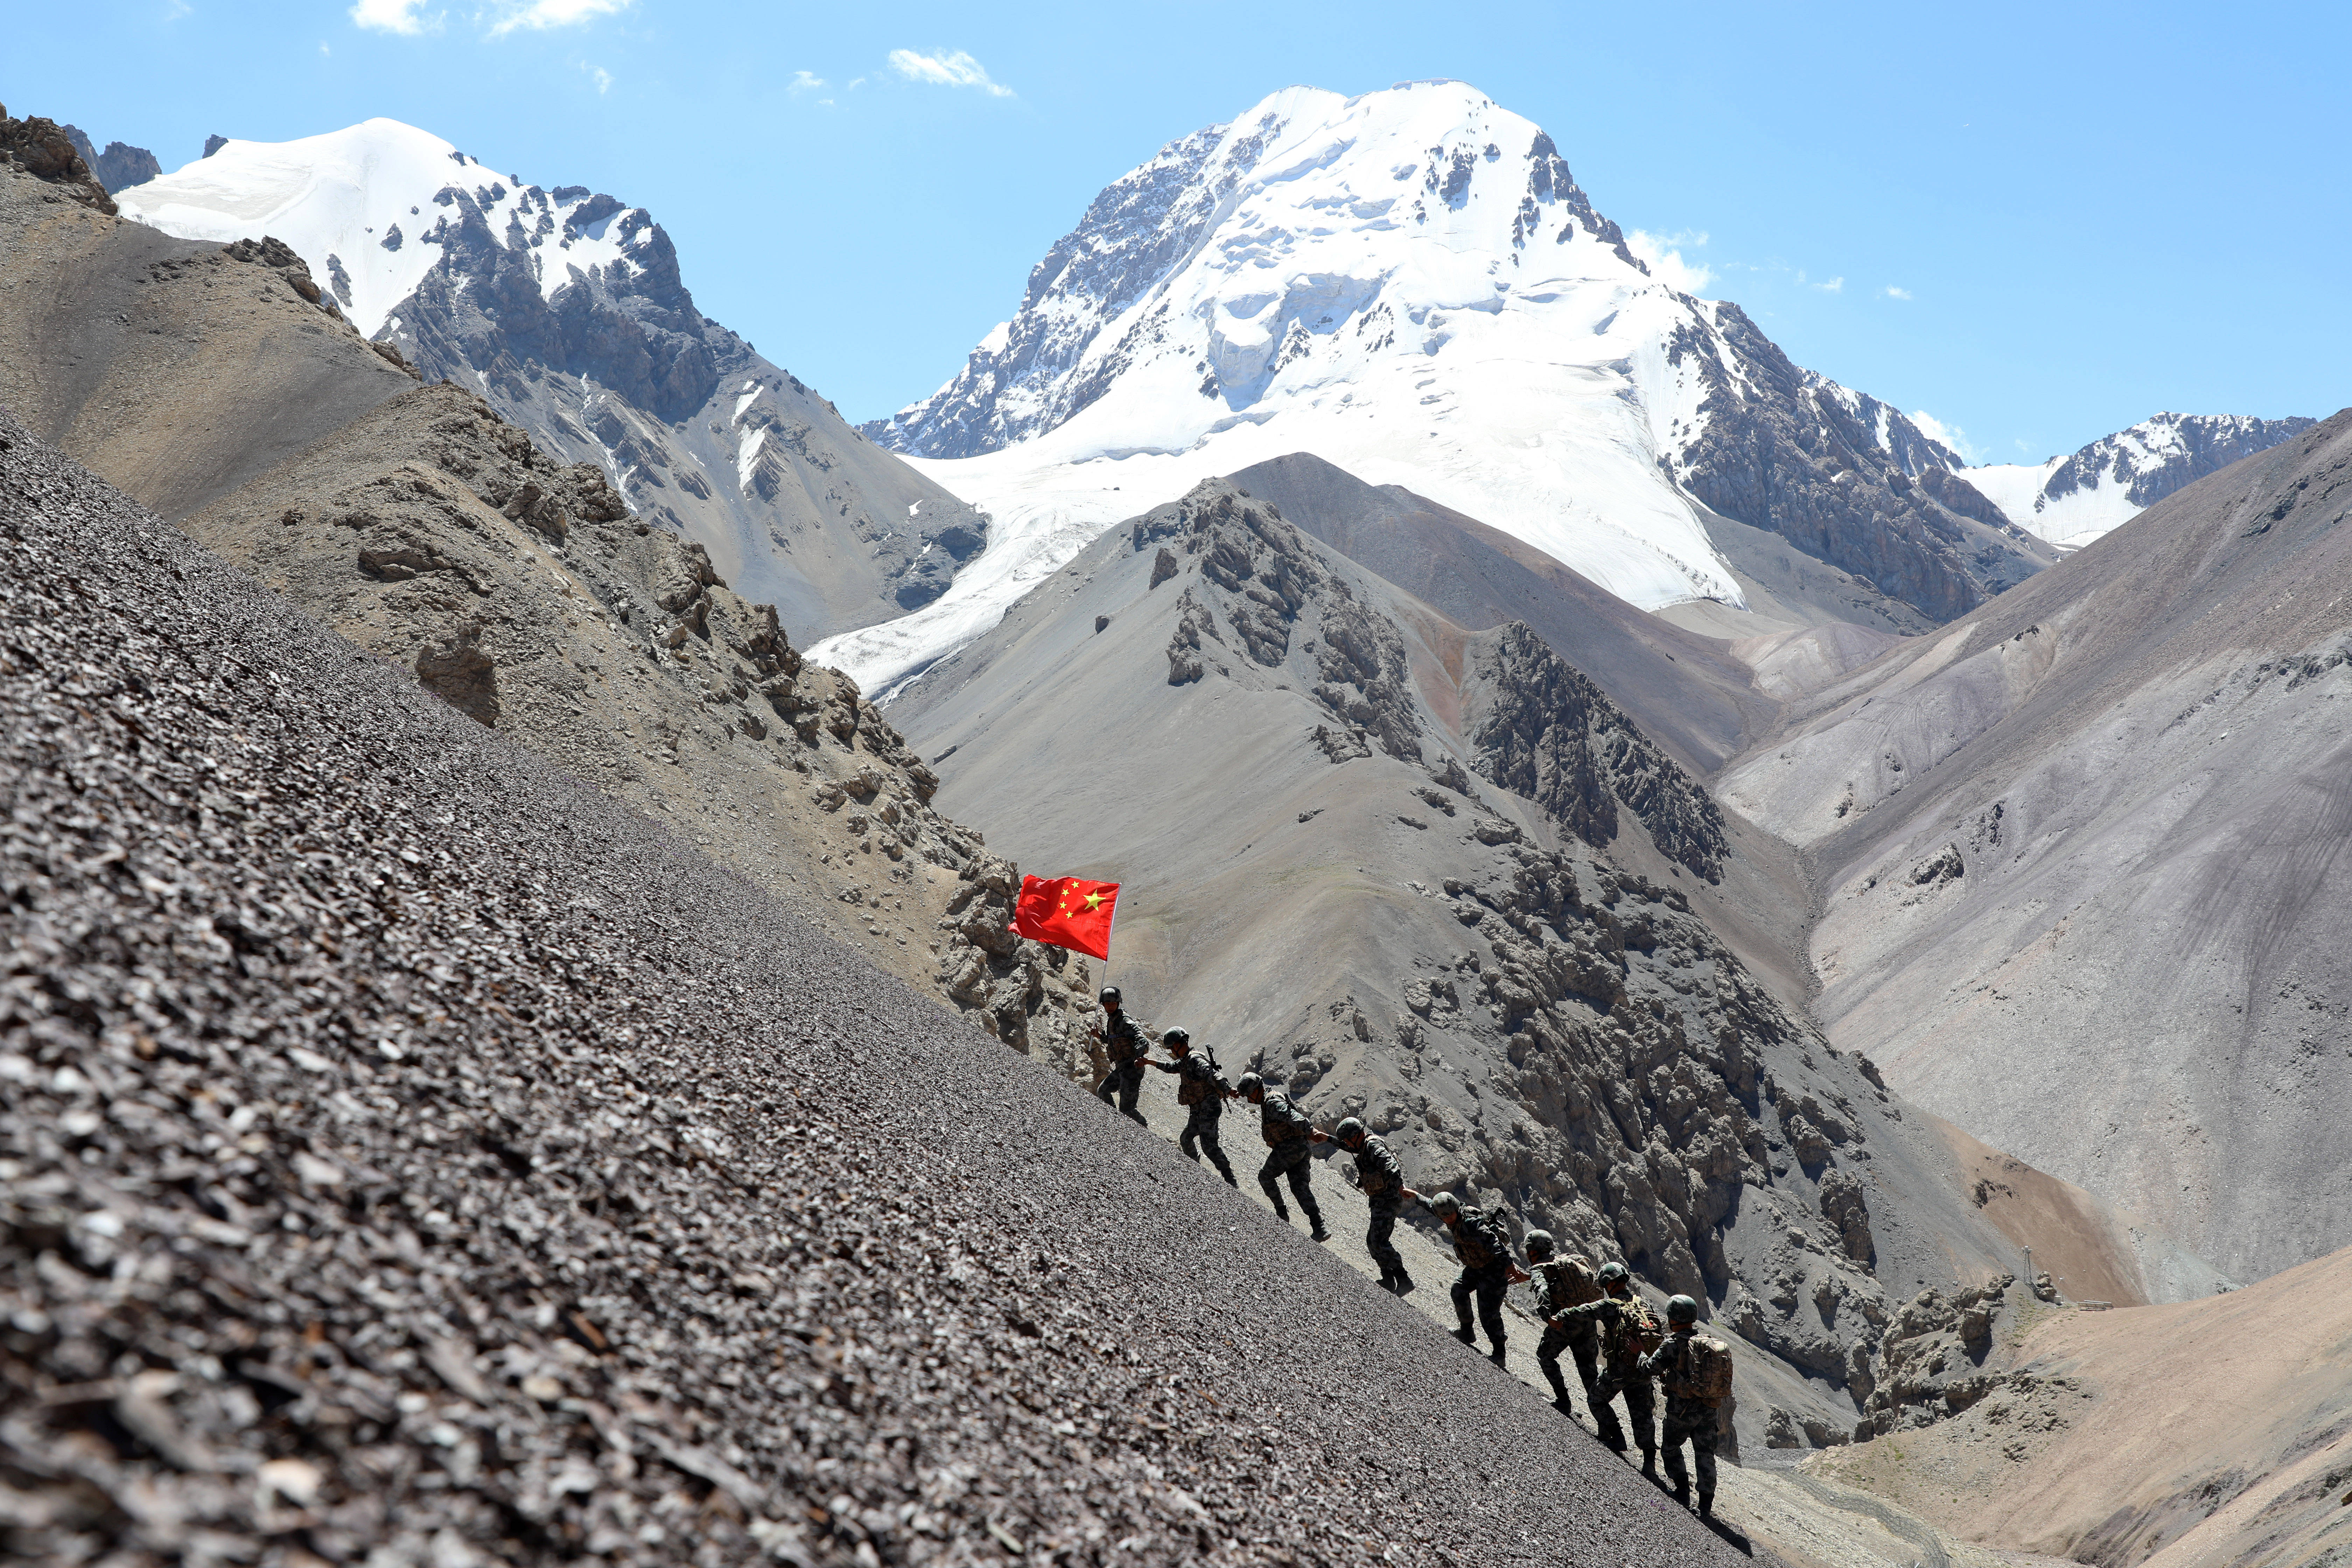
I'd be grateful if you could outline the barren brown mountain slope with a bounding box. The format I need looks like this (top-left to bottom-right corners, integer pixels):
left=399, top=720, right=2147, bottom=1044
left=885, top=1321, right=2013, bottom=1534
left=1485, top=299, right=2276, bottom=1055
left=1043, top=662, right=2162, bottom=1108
left=0, top=408, right=1758, bottom=1568
left=1720, top=410, right=2352, bottom=1282
left=0, top=163, right=418, bottom=519
left=1812, top=1244, right=2352, bottom=1568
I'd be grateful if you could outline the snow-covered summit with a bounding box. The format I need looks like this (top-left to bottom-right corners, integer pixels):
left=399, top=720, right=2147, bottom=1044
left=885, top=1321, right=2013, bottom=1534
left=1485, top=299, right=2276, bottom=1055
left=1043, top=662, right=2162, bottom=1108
left=824, top=80, right=2043, bottom=692
left=117, top=119, right=656, bottom=339
left=1963, top=412, right=2316, bottom=550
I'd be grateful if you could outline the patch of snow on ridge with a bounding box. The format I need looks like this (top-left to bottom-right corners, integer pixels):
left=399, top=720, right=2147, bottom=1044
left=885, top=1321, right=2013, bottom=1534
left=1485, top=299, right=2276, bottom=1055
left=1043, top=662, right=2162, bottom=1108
left=836, top=81, right=1772, bottom=693
left=118, top=119, right=651, bottom=339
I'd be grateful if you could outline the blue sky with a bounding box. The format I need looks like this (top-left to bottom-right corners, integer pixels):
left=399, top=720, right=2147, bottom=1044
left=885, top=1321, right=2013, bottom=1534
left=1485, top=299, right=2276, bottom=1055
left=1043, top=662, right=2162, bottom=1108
left=18, top=0, right=2347, bottom=461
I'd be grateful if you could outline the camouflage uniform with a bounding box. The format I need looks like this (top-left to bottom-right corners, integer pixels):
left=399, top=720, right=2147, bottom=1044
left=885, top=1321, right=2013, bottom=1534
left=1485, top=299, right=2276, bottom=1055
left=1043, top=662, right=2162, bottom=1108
left=1347, top=1132, right=1410, bottom=1282
left=1094, top=1008, right=1147, bottom=1126
left=1254, top=1089, right=1324, bottom=1233
left=1559, top=1290, right=1659, bottom=1463
left=1640, top=1328, right=1723, bottom=1511
left=1530, top=1255, right=1603, bottom=1412
left=1445, top=1208, right=1515, bottom=1355
left=1148, top=1051, right=1235, bottom=1184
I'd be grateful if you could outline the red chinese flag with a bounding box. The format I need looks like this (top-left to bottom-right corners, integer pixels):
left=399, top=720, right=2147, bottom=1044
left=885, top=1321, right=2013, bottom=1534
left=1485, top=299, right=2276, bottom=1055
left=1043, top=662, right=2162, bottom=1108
left=1009, top=875, right=1121, bottom=961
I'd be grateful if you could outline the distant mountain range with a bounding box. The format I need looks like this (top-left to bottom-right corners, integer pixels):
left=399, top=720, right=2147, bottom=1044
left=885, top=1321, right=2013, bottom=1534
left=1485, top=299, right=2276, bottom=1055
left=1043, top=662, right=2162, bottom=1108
left=1961, top=412, right=2317, bottom=549
left=116, top=120, right=987, bottom=643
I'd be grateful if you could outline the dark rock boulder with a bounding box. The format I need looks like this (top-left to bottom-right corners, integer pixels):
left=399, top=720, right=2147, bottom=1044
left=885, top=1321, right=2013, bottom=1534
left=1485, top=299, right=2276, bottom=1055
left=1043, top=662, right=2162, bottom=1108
left=0, top=105, right=115, bottom=214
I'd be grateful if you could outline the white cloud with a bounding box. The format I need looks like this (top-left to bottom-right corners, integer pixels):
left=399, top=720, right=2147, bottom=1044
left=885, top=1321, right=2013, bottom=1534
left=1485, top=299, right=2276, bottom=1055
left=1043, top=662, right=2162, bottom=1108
left=1909, top=410, right=1980, bottom=463
left=1625, top=228, right=1713, bottom=295
left=319, top=39, right=331, bottom=52
left=1882, top=285, right=1914, bottom=300
left=350, top=0, right=436, bottom=33
left=1816, top=275, right=1845, bottom=294
left=586, top=63, right=612, bottom=93
left=887, top=48, right=1014, bottom=97
left=486, top=0, right=630, bottom=36
left=790, top=69, right=827, bottom=93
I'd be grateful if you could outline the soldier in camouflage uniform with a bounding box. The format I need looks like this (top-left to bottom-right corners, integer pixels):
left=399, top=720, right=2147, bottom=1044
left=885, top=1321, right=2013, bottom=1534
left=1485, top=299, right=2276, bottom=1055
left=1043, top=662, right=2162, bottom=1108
left=1639, top=1295, right=1723, bottom=1518
left=1556, top=1261, right=1660, bottom=1477
left=1427, top=1192, right=1528, bottom=1366
left=1237, top=1072, right=1329, bottom=1241
left=1332, top=1117, right=1418, bottom=1294
left=1524, top=1230, right=1603, bottom=1416
left=1144, top=1027, right=1236, bottom=1185
left=1091, top=986, right=1148, bottom=1126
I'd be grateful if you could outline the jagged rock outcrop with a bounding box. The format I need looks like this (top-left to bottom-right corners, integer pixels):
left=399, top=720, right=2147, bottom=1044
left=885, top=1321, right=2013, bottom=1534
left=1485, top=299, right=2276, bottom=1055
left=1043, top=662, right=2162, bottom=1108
left=1461, top=622, right=1728, bottom=881
left=0, top=105, right=115, bottom=214
left=1131, top=482, right=1423, bottom=759
left=222, top=233, right=342, bottom=318
left=60, top=125, right=159, bottom=192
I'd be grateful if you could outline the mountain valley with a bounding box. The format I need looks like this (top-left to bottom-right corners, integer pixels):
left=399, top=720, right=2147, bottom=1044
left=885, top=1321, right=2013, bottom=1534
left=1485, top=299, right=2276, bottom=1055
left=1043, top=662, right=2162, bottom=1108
left=1, top=80, right=2344, bottom=1568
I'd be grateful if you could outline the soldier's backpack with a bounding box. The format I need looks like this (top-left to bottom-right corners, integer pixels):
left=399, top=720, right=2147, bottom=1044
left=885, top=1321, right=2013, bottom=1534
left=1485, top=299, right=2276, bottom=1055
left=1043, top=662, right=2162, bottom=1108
left=1618, top=1297, right=1663, bottom=1358
left=1177, top=1057, right=1215, bottom=1106
left=1552, top=1254, right=1603, bottom=1310
left=1682, top=1334, right=1735, bottom=1404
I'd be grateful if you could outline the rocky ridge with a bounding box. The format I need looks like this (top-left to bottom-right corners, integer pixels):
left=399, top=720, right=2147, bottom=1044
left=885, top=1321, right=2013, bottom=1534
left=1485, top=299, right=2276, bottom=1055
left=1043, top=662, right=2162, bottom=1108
left=0, top=407, right=1750, bottom=1568
left=888, top=477, right=2123, bottom=1450
left=181, top=380, right=1094, bottom=1058
left=0, top=105, right=116, bottom=215
left=1663, top=308, right=2054, bottom=624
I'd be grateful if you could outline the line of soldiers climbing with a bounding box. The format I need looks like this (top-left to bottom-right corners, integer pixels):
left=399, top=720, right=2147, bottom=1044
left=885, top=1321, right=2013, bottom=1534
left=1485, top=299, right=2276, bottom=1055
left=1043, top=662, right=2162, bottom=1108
left=1092, top=987, right=1736, bottom=1520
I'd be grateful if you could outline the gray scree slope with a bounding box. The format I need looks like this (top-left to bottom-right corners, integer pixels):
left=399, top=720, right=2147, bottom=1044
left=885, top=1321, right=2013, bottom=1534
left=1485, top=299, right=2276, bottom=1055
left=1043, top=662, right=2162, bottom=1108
left=1720, top=410, right=2352, bottom=1283
left=0, top=410, right=1752, bottom=1566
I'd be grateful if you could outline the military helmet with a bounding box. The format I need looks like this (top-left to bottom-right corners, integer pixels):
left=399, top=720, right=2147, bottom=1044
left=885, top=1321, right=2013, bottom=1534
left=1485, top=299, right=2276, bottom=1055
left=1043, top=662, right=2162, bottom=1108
left=1163, top=1026, right=1191, bottom=1051
left=1597, top=1261, right=1630, bottom=1286
left=1099, top=986, right=1122, bottom=1007
left=1524, top=1228, right=1555, bottom=1260
left=1666, top=1294, right=1700, bottom=1324
left=1235, top=1071, right=1265, bottom=1098
left=1333, top=1116, right=1367, bottom=1144
left=1427, top=1191, right=1462, bottom=1218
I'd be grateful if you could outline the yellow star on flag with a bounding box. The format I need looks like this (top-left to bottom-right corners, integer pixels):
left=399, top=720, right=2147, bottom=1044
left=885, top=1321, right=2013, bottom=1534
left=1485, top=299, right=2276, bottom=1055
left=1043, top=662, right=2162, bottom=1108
left=1084, top=890, right=1106, bottom=910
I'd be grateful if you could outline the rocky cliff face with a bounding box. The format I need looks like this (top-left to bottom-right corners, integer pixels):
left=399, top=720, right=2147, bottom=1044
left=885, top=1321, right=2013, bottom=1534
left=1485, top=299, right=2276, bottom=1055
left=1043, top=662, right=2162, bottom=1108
left=60, top=124, right=159, bottom=192
left=1461, top=622, right=1729, bottom=882
left=1664, top=306, right=2055, bottom=622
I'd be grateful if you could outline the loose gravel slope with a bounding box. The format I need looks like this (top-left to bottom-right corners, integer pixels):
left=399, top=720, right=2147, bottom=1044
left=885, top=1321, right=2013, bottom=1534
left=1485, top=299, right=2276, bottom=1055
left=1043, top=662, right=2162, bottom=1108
left=0, top=408, right=1749, bottom=1566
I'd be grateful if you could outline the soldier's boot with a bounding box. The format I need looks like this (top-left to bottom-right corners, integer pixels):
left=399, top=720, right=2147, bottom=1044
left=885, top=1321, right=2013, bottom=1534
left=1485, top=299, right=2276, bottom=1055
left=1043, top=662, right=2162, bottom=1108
left=1209, top=1154, right=1237, bottom=1187
left=1393, top=1269, right=1416, bottom=1296
left=1639, top=1447, right=1660, bottom=1482
left=1487, top=1340, right=1507, bottom=1368
left=1306, top=1206, right=1330, bottom=1244
left=1451, top=1323, right=1478, bottom=1346
left=1696, top=1491, right=1715, bottom=1520
left=1672, top=1479, right=1691, bottom=1510
left=1541, top=1361, right=1571, bottom=1406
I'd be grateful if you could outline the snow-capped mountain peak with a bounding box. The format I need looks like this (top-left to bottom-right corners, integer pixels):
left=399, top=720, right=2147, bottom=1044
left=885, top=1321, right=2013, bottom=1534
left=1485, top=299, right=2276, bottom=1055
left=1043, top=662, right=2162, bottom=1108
left=118, top=119, right=657, bottom=339
left=820, top=80, right=2047, bottom=692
